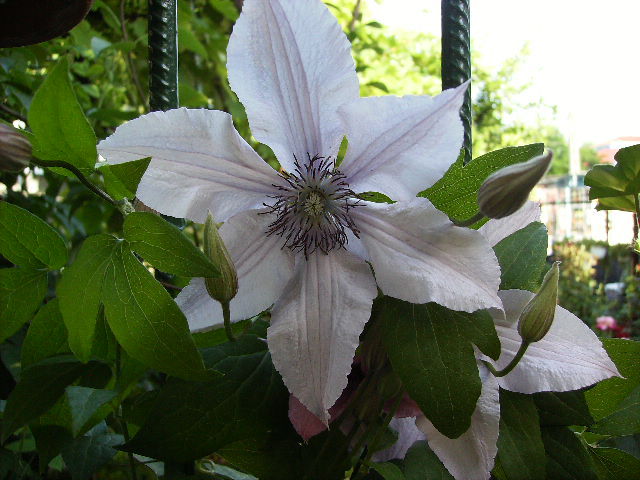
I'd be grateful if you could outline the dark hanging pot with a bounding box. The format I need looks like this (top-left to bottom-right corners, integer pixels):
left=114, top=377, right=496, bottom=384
left=0, top=0, right=93, bottom=48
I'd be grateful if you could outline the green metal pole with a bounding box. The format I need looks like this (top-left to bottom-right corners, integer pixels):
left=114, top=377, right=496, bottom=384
left=149, top=0, right=179, bottom=111
left=441, top=0, right=471, bottom=162
left=147, top=3, right=189, bottom=476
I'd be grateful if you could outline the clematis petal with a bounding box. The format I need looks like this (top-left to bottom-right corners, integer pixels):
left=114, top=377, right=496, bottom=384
left=227, top=0, right=359, bottom=170
left=338, top=83, right=467, bottom=200
left=98, top=108, right=280, bottom=223
left=488, top=290, right=621, bottom=394
left=478, top=201, right=541, bottom=247
left=354, top=198, right=501, bottom=312
left=373, top=417, right=427, bottom=462
left=176, top=209, right=295, bottom=331
left=268, top=249, right=377, bottom=423
left=416, top=366, right=500, bottom=480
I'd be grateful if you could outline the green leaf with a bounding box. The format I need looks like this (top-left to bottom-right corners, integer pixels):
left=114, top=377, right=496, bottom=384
left=590, top=385, right=640, bottom=436
left=0, top=267, right=48, bottom=343
left=533, top=390, right=594, bottom=426
left=28, top=57, right=97, bottom=174
left=21, top=299, right=70, bottom=368
left=421, top=144, right=544, bottom=221
left=123, top=335, right=288, bottom=462
left=61, top=422, right=123, bottom=480
left=402, top=441, right=454, bottom=480
left=193, top=319, right=252, bottom=348
left=589, top=447, right=640, bottom=480
left=593, top=195, right=637, bottom=212
left=493, top=222, right=548, bottom=291
left=123, top=212, right=219, bottom=277
left=496, top=390, right=546, bottom=480
left=209, top=0, right=239, bottom=20
left=30, top=425, right=74, bottom=472
left=372, top=462, right=405, bottom=480
left=0, top=202, right=68, bottom=270
left=57, top=234, right=120, bottom=362
left=102, top=241, right=208, bottom=380
left=101, top=157, right=150, bottom=201
left=65, top=386, right=116, bottom=437
left=451, top=309, right=501, bottom=361
left=381, top=299, right=481, bottom=438
left=584, top=144, right=640, bottom=212
left=541, top=427, right=598, bottom=480
left=586, top=339, right=640, bottom=420
left=2, top=358, right=88, bottom=441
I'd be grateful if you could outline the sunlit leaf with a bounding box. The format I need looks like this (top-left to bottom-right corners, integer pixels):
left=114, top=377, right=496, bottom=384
left=123, top=212, right=219, bottom=277
left=0, top=267, right=47, bottom=343
left=0, top=201, right=67, bottom=270
left=102, top=241, right=209, bottom=380
left=421, top=144, right=544, bottom=223
left=28, top=57, right=97, bottom=174
left=57, top=234, right=120, bottom=363
left=584, top=144, right=640, bottom=212
left=21, top=299, right=70, bottom=368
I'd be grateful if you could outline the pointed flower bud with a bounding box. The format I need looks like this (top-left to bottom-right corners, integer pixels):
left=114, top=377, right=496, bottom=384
left=203, top=212, right=238, bottom=304
left=478, top=150, right=553, bottom=219
left=517, top=262, right=560, bottom=343
left=0, top=124, right=32, bottom=172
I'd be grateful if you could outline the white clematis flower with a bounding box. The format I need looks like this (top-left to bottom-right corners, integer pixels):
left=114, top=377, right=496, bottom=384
left=98, top=0, right=501, bottom=422
left=380, top=208, right=621, bottom=480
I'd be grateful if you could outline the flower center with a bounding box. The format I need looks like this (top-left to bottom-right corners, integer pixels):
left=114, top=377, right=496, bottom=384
left=263, top=154, right=360, bottom=257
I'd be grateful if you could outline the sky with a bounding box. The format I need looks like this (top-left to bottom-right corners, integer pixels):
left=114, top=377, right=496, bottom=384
left=367, top=0, right=640, bottom=146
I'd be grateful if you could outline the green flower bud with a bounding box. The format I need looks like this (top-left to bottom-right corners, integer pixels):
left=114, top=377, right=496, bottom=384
left=478, top=150, right=553, bottom=219
left=0, top=124, right=32, bottom=172
left=517, top=262, right=560, bottom=343
left=203, top=212, right=238, bottom=304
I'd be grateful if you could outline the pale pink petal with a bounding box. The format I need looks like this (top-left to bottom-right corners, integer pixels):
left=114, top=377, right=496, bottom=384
left=98, top=108, right=280, bottom=222
left=288, top=395, right=328, bottom=442
left=487, top=290, right=621, bottom=393
left=338, top=83, right=467, bottom=200
left=268, top=249, right=377, bottom=423
left=176, top=210, right=295, bottom=331
left=392, top=394, right=422, bottom=419
left=373, top=417, right=427, bottom=462
left=227, top=0, right=359, bottom=171
left=478, top=201, right=541, bottom=247
left=416, top=367, right=500, bottom=480
left=289, top=361, right=364, bottom=441
left=353, top=198, right=502, bottom=312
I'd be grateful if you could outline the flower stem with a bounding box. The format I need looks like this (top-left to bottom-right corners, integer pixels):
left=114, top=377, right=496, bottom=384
left=221, top=301, right=236, bottom=342
left=634, top=193, right=640, bottom=233
left=31, top=158, right=117, bottom=206
left=115, top=344, right=138, bottom=480
left=356, top=394, right=404, bottom=477
left=451, top=211, right=485, bottom=228
left=484, top=340, right=530, bottom=377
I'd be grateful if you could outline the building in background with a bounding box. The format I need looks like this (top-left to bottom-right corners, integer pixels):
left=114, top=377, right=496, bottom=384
left=531, top=136, right=638, bottom=249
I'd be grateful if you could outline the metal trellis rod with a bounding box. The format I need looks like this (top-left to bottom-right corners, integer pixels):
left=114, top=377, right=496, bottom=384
left=441, top=0, right=472, bottom=163
left=149, top=0, right=179, bottom=112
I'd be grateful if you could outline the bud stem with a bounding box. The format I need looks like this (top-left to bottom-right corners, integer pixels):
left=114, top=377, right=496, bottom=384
left=451, top=211, right=485, bottom=228
left=31, top=158, right=118, bottom=206
left=221, top=301, right=236, bottom=342
left=484, top=340, right=530, bottom=377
